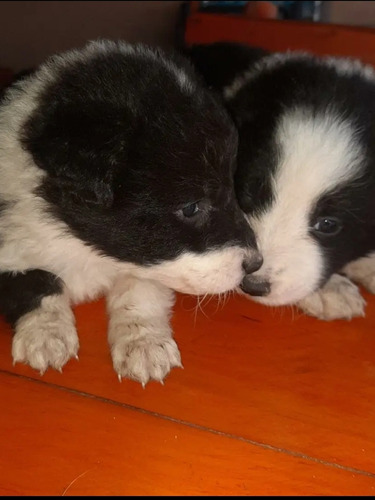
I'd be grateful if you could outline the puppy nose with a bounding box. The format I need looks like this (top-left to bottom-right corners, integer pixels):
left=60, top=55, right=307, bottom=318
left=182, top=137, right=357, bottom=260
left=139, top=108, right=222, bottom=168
left=240, top=276, right=271, bottom=297
left=242, top=254, right=263, bottom=274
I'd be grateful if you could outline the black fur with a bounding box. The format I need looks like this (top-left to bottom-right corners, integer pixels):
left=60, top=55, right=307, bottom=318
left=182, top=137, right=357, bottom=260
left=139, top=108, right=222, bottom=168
left=310, top=181, right=375, bottom=279
left=232, top=57, right=375, bottom=278
left=0, top=41, right=262, bottom=379
left=184, top=42, right=268, bottom=92
left=188, top=42, right=375, bottom=281
left=22, top=45, right=256, bottom=265
left=0, top=270, right=63, bottom=326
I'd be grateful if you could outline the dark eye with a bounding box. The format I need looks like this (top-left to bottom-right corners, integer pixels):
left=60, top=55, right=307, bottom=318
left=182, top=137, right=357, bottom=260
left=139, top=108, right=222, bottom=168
left=181, top=202, right=200, bottom=218
left=312, top=216, right=342, bottom=236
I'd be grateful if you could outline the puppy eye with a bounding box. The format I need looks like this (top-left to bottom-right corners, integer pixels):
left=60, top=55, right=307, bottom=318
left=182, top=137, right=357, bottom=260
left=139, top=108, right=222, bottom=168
left=181, top=202, right=200, bottom=218
left=312, top=216, right=342, bottom=236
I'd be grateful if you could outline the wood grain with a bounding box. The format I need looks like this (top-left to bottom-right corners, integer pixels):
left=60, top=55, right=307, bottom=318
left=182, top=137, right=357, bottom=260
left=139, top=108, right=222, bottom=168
left=1, top=290, right=374, bottom=483
left=0, top=373, right=374, bottom=496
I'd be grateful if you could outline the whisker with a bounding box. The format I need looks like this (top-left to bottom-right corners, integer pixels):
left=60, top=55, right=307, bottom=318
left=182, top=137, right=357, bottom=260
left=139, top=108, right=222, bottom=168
left=195, top=293, right=210, bottom=321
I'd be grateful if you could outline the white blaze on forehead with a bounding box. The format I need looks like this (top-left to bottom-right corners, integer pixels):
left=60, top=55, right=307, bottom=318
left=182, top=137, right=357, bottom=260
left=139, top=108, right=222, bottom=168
left=248, top=108, right=365, bottom=305
left=254, top=107, right=364, bottom=226
left=256, top=107, right=364, bottom=229
left=276, top=108, right=363, bottom=195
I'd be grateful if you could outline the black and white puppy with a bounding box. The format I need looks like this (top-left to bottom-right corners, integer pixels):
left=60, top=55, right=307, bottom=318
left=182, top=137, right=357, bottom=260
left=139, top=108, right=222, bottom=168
left=0, top=40, right=261, bottom=385
left=187, top=42, right=375, bottom=320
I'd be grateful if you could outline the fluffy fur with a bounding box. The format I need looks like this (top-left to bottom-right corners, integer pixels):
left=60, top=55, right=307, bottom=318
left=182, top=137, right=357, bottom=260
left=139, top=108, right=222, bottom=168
left=187, top=42, right=375, bottom=320
left=0, top=40, right=261, bottom=384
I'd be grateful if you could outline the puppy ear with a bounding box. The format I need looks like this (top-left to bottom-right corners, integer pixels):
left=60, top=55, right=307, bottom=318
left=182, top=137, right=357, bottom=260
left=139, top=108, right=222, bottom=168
left=43, top=174, right=115, bottom=209
left=22, top=103, right=128, bottom=208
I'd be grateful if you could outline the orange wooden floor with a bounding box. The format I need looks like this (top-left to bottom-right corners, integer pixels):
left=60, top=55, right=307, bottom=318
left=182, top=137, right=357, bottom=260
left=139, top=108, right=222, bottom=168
left=0, top=289, right=374, bottom=495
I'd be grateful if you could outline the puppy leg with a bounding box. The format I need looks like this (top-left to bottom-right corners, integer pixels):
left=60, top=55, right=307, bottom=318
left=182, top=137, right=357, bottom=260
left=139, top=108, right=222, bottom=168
left=343, top=252, right=375, bottom=294
left=297, top=273, right=366, bottom=320
left=107, top=276, right=182, bottom=386
left=0, top=270, right=78, bottom=373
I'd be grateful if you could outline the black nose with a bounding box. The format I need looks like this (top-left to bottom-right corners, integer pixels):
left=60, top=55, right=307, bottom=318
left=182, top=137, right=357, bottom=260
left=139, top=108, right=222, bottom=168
left=242, top=254, right=263, bottom=275
left=240, top=275, right=271, bottom=297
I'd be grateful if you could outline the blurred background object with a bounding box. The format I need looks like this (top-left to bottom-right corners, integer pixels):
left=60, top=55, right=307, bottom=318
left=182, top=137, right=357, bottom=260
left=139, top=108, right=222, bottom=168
left=180, top=1, right=375, bottom=67
left=2, top=1, right=375, bottom=91
left=197, top=1, right=322, bottom=21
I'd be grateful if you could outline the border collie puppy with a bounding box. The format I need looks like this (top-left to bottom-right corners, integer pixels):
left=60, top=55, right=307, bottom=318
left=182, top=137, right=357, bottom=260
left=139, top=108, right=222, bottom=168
left=0, top=40, right=262, bottom=385
left=187, top=42, right=375, bottom=320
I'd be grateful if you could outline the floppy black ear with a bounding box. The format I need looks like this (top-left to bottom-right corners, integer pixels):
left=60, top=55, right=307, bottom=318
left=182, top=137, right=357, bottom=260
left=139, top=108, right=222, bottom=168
left=22, top=101, right=129, bottom=208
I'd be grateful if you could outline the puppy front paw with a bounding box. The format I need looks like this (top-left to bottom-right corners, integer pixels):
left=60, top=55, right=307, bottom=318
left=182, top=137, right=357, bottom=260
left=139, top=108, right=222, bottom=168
left=343, top=254, right=375, bottom=294
left=362, top=275, right=375, bottom=294
left=347, top=271, right=375, bottom=294
left=12, top=300, right=79, bottom=374
left=297, top=274, right=366, bottom=321
left=110, top=324, right=182, bottom=386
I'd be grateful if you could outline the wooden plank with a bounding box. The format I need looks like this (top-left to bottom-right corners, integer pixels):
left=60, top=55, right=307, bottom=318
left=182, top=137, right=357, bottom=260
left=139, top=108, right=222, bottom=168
left=1, top=291, right=375, bottom=474
left=0, top=373, right=374, bottom=496
left=184, top=12, right=375, bottom=65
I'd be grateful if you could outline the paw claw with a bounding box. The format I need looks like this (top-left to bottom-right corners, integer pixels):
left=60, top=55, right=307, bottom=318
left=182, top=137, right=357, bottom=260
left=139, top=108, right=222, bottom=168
left=11, top=303, right=78, bottom=374
left=111, top=334, right=181, bottom=386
